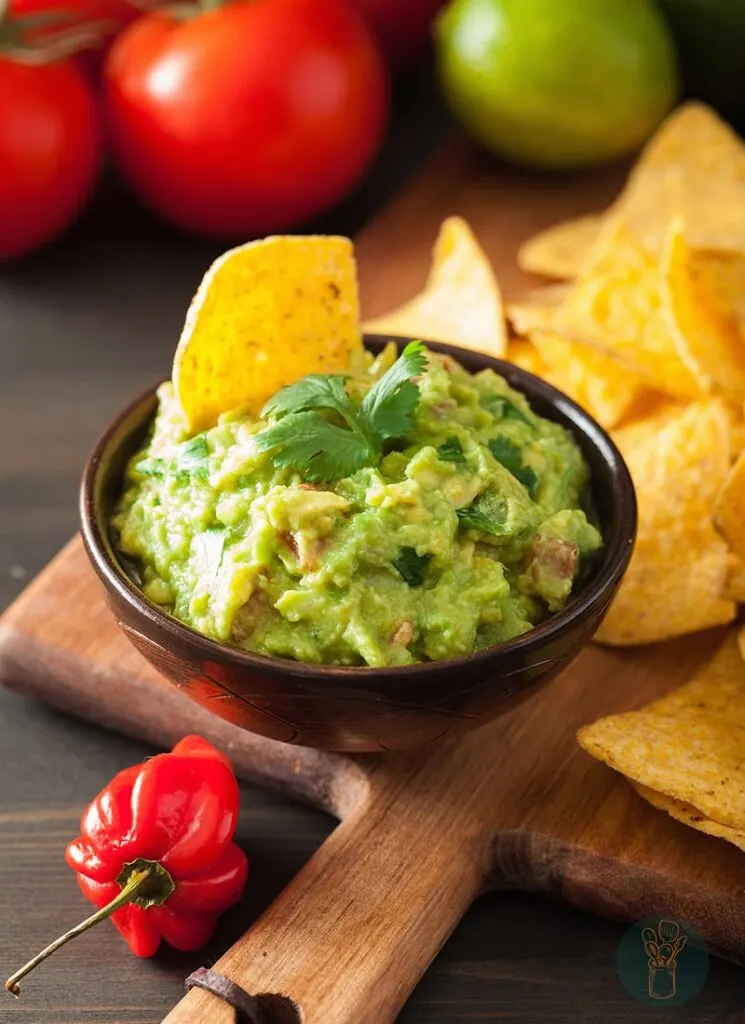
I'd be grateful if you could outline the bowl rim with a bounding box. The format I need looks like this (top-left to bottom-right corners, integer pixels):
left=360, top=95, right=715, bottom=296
left=80, top=334, right=637, bottom=682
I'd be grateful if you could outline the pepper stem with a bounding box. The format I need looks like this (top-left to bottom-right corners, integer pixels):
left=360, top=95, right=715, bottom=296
left=5, top=860, right=172, bottom=997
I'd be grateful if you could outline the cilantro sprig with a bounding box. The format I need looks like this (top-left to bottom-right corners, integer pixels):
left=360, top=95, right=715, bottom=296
left=255, top=341, right=428, bottom=482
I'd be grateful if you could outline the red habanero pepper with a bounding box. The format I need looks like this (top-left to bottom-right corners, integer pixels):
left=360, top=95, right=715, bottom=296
left=5, top=735, right=248, bottom=996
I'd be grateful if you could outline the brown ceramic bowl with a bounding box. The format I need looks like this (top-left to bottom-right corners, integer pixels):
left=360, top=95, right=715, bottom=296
left=80, top=336, right=636, bottom=752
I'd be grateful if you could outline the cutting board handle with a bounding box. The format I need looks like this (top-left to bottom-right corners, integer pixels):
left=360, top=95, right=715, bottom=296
left=162, top=769, right=488, bottom=1024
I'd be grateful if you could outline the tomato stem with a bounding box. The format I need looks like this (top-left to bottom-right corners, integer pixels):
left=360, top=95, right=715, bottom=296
left=0, top=1, right=115, bottom=61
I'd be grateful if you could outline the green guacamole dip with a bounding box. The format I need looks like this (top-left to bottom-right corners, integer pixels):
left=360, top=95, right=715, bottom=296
left=113, top=344, right=602, bottom=666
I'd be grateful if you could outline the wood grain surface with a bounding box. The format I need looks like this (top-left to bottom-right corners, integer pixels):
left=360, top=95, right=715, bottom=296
left=3, top=539, right=745, bottom=1022
left=3, top=94, right=745, bottom=1020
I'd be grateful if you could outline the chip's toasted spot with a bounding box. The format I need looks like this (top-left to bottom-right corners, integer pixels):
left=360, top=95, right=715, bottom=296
left=173, top=235, right=361, bottom=432
left=363, top=216, right=507, bottom=358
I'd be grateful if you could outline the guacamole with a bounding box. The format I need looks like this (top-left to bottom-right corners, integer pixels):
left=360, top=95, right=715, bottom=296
left=113, top=345, right=602, bottom=666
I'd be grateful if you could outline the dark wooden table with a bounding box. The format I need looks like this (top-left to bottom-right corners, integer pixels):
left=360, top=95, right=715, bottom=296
left=2, top=70, right=745, bottom=1024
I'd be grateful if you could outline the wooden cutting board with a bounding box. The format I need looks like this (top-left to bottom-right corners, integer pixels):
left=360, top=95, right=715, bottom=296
left=2, top=140, right=745, bottom=1024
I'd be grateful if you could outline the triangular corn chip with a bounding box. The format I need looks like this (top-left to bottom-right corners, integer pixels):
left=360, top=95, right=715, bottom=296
left=689, top=251, right=745, bottom=328
left=617, top=101, right=745, bottom=253
left=174, top=236, right=361, bottom=432
left=519, top=103, right=745, bottom=280
left=596, top=399, right=735, bottom=644
left=364, top=217, right=507, bottom=357
left=506, top=284, right=569, bottom=336
left=518, top=214, right=602, bottom=279
left=664, top=224, right=745, bottom=397
left=725, top=552, right=745, bottom=603
left=528, top=330, right=652, bottom=430
left=579, top=634, right=745, bottom=833
left=505, top=339, right=548, bottom=377
left=715, top=450, right=745, bottom=559
left=633, top=782, right=745, bottom=852
left=543, top=218, right=703, bottom=399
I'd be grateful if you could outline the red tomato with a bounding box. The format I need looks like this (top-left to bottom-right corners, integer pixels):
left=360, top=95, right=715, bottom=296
left=0, top=58, right=101, bottom=259
left=350, top=0, right=446, bottom=66
left=104, top=0, right=389, bottom=238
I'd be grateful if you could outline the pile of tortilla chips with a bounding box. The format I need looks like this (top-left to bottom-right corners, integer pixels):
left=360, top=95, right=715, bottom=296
left=578, top=635, right=745, bottom=852
left=508, top=103, right=745, bottom=647
left=367, top=103, right=745, bottom=651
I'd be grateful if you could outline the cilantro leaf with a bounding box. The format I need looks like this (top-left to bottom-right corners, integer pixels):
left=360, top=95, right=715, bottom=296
left=256, top=342, right=428, bottom=480
left=254, top=410, right=371, bottom=483
left=394, top=547, right=432, bottom=587
left=437, top=436, right=466, bottom=465
left=360, top=340, right=428, bottom=451
left=487, top=437, right=539, bottom=497
left=456, top=490, right=509, bottom=536
left=485, top=394, right=531, bottom=425
left=262, top=375, right=353, bottom=424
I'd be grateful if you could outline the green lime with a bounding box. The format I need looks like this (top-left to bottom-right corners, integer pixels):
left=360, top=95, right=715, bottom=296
left=435, top=0, right=680, bottom=170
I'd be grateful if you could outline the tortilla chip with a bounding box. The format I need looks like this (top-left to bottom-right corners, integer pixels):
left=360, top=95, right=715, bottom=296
left=579, top=633, right=745, bottom=831
left=715, top=450, right=745, bottom=558
left=725, top=552, right=745, bottom=603
left=173, top=236, right=361, bottom=432
left=520, top=103, right=745, bottom=282
left=689, top=250, right=745, bottom=328
left=611, top=396, right=688, bottom=457
left=664, top=225, right=745, bottom=398
left=595, top=399, right=736, bottom=645
left=506, top=284, right=569, bottom=336
left=725, top=401, right=745, bottom=459
left=528, top=330, right=651, bottom=430
left=518, top=214, right=602, bottom=279
left=363, top=217, right=507, bottom=357
left=632, top=782, right=745, bottom=852
left=546, top=218, right=703, bottom=399
left=506, top=339, right=548, bottom=377
left=615, top=102, right=745, bottom=254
